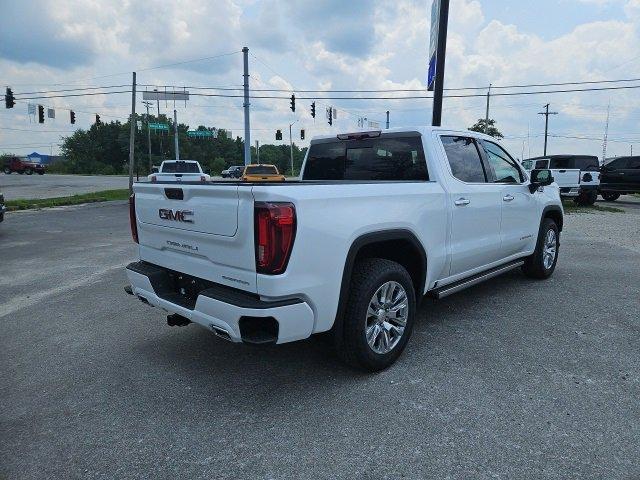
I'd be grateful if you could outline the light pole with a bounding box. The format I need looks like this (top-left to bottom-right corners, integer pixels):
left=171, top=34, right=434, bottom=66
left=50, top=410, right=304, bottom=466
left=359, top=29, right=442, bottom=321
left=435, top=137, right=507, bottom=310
left=289, top=120, right=298, bottom=176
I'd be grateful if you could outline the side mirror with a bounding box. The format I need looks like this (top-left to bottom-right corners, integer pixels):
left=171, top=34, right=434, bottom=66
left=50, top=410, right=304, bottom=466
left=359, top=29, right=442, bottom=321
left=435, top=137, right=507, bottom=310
left=529, top=168, right=554, bottom=193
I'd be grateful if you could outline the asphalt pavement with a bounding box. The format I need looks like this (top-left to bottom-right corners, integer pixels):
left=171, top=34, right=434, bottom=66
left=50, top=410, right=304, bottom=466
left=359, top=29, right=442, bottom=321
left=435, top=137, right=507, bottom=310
left=0, top=174, right=129, bottom=200
left=1, top=201, right=639, bottom=479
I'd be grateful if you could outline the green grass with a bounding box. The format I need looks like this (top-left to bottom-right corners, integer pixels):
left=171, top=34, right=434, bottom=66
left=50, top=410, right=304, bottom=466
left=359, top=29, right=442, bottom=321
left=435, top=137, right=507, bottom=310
left=562, top=200, right=624, bottom=214
left=6, top=189, right=130, bottom=211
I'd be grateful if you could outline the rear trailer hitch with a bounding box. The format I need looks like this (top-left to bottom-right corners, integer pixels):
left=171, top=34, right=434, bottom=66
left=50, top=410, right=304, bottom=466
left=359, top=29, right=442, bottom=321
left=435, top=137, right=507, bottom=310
left=167, top=313, right=191, bottom=327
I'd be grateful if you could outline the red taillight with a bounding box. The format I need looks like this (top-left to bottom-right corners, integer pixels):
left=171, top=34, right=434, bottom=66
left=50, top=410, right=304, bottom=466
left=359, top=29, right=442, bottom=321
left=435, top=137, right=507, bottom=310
left=129, top=193, right=139, bottom=244
left=150, top=175, right=157, bottom=182
left=254, top=202, right=296, bottom=274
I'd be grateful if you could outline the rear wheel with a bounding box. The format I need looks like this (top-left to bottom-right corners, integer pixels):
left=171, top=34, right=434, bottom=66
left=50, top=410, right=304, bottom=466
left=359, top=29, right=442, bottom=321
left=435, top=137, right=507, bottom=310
left=522, top=218, right=559, bottom=279
left=3, top=167, right=10, bottom=174
left=335, top=258, right=416, bottom=371
left=574, top=190, right=597, bottom=206
left=601, top=192, right=620, bottom=202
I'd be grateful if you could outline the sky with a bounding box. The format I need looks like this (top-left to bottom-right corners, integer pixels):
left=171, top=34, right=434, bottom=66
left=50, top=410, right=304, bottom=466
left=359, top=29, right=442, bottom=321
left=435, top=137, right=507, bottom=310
left=1, top=0, right=640, bottom=159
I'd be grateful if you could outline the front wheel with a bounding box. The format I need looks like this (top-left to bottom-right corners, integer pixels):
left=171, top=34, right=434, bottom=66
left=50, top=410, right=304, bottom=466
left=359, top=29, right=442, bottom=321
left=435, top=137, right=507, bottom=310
left=522, top=218, right=559, bottom=279
left=3, top=167, right=10, bottom=174
left=335, top=258, right=416, bottom=371
left=601, top=192, right=620, bottom=202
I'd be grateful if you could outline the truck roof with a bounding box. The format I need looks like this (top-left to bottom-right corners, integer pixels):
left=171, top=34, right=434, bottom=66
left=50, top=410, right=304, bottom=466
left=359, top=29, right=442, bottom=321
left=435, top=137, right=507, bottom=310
left=308, top=126, right=499, bottom=142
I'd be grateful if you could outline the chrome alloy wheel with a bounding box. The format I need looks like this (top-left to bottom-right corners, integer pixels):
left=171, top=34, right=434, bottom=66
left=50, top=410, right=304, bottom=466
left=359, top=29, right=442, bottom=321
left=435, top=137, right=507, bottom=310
left=365, top=281, right=408, bottom=354
left=543, top=229, right=557, bottom=270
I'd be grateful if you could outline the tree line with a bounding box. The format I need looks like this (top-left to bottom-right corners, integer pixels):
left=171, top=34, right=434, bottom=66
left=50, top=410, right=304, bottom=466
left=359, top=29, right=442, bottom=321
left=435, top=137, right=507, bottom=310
left=46, top=113, right=307, bottom=176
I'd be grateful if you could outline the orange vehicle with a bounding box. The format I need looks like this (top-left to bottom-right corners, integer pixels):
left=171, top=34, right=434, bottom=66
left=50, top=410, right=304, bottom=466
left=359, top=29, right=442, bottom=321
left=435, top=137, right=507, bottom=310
left=241, top=164, right=286, bottom=182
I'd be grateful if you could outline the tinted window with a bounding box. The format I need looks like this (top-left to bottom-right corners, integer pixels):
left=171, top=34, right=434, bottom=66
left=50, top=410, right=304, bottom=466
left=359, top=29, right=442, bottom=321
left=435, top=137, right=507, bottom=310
left=441, top=136, right=486, bottom=183
left=162, top=162, right=199, bottom=173
left=573, top=157, right=599, bottom=171
left=482, top=141, right=524, bottom=183
left=549, top=158, right=573, bottom=169
left=303, top=135, right=429, bottom=181
left=627, top=157, right=640, bottom=169
left=606, top=158, right=628, bottom=169
left=535, top=159, right=549, bottom=169
left=245, top=165, right=278, bottom=175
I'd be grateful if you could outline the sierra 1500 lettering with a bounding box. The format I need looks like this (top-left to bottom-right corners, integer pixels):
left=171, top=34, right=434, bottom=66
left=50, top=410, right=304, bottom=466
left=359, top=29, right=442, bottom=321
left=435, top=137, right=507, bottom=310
left=125, top=126, right=563, bottom=371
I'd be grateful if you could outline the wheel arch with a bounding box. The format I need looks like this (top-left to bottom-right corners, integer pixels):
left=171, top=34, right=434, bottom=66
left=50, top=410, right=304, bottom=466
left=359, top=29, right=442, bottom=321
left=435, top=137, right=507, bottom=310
left=542, top=205, right=563, bottom=232
left=334, top=229, right=427, bottom=332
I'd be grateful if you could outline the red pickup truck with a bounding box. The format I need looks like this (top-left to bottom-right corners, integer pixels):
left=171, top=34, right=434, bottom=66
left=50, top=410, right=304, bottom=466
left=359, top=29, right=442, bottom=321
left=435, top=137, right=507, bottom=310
left=3, top=156, right=46, bottom=175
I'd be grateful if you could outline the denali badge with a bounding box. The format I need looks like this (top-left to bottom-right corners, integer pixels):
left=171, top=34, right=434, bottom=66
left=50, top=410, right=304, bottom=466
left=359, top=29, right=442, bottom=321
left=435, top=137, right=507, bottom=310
left=159, top=208, right=194, bottom=223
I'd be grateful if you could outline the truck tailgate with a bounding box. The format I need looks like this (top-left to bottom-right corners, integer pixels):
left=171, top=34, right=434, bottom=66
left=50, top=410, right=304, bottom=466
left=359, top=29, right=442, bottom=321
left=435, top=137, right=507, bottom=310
left=133, top=182, right=257, bottom=292
left=552, top=169, right=580, bottom=188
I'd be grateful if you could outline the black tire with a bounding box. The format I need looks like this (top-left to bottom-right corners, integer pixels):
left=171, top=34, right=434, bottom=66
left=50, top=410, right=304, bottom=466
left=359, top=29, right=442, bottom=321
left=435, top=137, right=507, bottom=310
left=25, top=168, right=33, bottom=175
left=522, top=218, right=559, bottom=279
left=37, top=171, right=44, bottom=175
left=601, top=192, right=620, bottom=202
left=3, top=167, right=10, bottom=174
left=574, top=190, right=597, bottom=206
left=335, top=258, right=416, bottom=372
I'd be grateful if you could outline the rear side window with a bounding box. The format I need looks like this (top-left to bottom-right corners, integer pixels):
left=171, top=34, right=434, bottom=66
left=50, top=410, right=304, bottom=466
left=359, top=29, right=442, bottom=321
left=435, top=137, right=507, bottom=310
left=549, top=158, right=573, bottom=169
left=607, top=158, right=628, bottom=169
left=535, top=160, right=549, bottom=169
left=303, top=135, right=429, bottom=181
left=441, top=136, right=486, bottom=183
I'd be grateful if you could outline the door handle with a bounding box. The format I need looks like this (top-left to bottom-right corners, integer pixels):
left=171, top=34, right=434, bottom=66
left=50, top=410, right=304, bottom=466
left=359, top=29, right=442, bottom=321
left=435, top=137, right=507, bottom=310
left=503, top=194, right=514, bottom=202
left=454, top=198, right=470, bottom=206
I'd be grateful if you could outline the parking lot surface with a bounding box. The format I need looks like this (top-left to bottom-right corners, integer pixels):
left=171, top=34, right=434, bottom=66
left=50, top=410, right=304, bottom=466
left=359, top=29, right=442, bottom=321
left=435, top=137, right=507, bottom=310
left=1, top=200, right=639, bottom=479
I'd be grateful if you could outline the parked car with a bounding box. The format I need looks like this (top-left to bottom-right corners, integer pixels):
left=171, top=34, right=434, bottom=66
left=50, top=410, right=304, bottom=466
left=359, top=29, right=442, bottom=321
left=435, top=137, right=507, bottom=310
left=599, top=156, right=640, bottom=201
left=125, top=127, right=562, bottom=371
left=522, top=155, right=600, bottom=205
left=3, top=156, right=46, bottom=175
left=0, top=192, right=5, bottom=223
left=241, top=164, right=286, bottom=182
left=222, top=165, right=244, bottom=178
left=147, top=160, right=210, bottom=183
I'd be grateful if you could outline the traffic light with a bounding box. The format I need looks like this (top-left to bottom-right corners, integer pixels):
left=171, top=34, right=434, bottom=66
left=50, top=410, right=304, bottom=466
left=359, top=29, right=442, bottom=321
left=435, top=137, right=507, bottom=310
left=310, top=101, right=315, bottom=118
left=300, top=129, right=305, bottom=140
left=290, top=94, right=295, bottom=113
left=95, top=114, right=101, bottom=125
left=70, top=110, right=76, bottom=124
left=5, top=87, right=15, bottom=109
left=327, top=107, right=333, bottom=126
left=38, top=105, right=44, bottom=123
left=276, top=129, right=282, bottom=140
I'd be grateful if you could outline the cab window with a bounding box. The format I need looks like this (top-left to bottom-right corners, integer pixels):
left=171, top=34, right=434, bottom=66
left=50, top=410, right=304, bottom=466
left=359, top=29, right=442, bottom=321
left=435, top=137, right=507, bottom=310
left=481, top=141, right=524, bottom=184
left=441, top=136, right=487, bottom=183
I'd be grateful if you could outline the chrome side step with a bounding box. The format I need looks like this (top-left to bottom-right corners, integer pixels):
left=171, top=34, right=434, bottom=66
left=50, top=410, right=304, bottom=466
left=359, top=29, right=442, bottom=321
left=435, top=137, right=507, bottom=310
left=430, top=260, right=525, bottom=299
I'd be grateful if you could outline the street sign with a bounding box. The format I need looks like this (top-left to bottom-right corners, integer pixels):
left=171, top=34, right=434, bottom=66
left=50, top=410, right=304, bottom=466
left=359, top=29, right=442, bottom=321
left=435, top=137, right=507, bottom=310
left=149, top=122, right=169, bottom=131
left=143, top=90, right=189, bottom=101
left=427, top=0, right=440, bottom=91
left=187, top=130, right=216, bottom=138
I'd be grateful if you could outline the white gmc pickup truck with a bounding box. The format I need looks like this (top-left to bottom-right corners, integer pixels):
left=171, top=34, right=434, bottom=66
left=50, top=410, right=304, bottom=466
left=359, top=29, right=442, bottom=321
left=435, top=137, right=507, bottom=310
left=125, top=127, right=563, bottom=371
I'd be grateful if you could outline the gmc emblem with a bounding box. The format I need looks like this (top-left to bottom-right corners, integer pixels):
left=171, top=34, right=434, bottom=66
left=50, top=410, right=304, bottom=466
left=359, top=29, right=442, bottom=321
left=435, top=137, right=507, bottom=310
left=159, top=208, right=194, bottom=223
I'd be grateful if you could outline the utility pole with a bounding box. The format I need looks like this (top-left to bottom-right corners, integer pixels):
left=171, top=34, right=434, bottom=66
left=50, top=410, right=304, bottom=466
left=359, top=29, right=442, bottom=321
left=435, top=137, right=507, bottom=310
left=154, top=89, right=163, bottom=161
left=484, top=84, right=491, bottom=134
left=602, top=102, right=610, bottom=165
left=255, top=140, right=260, bottom=163
left=538, top=104, right=558, bottom=156
left=173, top=109, right=179, bottom=160
left=128, top=72, right=137, bottom=195
left=431, top=0, right=450, bottom=126
left=242, top=47, right=251, bottom=166
left=289, top=120, right=298, bottom=176
left=142, top=101, right=153, bottom=170
left=386, top=110, right=390, bottom=129
left=631, top=145, right=633, bottom=156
